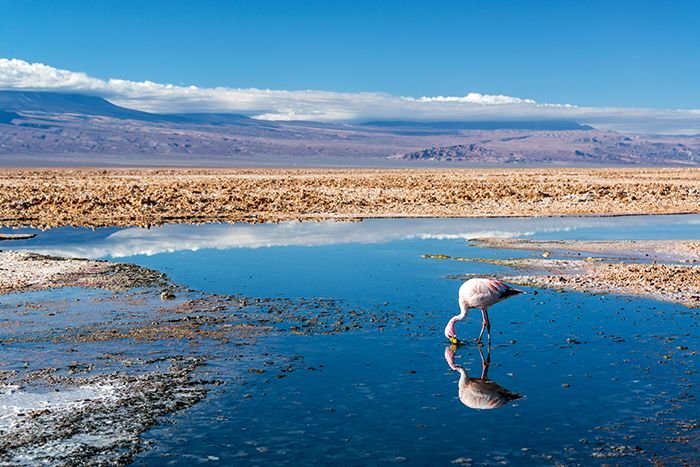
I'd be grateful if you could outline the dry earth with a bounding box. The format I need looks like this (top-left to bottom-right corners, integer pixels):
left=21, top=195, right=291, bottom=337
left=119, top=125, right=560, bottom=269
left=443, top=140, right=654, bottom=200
left=501, top=259, right=700, bottom=308
left=1, top=167, right=700, bottom=228
left=446, top=239, right=700, bottom=307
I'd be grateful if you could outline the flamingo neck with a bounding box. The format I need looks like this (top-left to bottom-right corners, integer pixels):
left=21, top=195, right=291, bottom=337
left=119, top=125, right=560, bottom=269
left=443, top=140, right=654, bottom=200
left=444, top=301, right=468, bottom=338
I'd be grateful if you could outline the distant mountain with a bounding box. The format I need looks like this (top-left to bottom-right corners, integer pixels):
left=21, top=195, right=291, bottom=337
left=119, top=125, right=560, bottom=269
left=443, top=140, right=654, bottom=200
left=396, top=135, right=700, bottom=165
left=166, top=113, right=261, bottom=126
left=0, top=90, right=187, bottom=123
left=0, top=90, right=698, bottom=167
left=362, top=120, right=594, bottom=131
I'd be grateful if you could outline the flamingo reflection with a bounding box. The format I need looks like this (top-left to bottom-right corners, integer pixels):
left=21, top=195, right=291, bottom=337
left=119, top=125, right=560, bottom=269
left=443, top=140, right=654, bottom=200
left=444, top=345, right=522, bottom=410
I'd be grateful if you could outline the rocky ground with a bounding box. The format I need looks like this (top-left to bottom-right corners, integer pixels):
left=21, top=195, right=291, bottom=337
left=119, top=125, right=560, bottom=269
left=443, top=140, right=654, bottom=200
left=500, top=258, right=700, bottom=308
left=1, top=167, right=700, bottom=228
left=0, top=250, right=168, bottom=294
left=434, top=239, right=700, bottom=307
left=0, top=357, right=208, bottom=465
left=472, top=238, right=700, bottom=263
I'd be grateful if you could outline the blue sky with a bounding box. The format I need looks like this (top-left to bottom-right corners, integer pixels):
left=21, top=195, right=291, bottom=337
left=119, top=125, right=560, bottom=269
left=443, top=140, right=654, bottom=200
left=1, top=0, right=699, bottom=109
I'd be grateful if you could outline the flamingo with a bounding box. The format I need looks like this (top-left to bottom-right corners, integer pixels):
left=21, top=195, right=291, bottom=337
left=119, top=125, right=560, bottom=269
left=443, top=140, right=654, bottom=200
left=444, top=345, right=522, bottom=410
left=445, top=278, right=524, bottom=346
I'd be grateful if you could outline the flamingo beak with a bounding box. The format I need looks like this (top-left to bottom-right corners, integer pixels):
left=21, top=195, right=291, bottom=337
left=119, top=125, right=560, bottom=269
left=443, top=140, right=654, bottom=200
left=449, top=336, right=460, bottom=345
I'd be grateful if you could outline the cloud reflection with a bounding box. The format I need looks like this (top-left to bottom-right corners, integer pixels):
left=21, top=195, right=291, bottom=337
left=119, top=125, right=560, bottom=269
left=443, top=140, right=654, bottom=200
left=15, top=215, right=700, bottom=259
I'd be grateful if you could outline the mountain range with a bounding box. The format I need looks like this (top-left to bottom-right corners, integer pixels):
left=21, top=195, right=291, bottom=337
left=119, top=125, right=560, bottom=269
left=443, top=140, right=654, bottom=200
left=0, top=90, right=698, bottom=166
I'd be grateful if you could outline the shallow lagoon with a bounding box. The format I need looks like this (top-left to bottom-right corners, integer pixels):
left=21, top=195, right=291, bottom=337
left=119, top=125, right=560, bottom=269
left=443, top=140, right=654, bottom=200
left=1, top=215, right=698, bottom=465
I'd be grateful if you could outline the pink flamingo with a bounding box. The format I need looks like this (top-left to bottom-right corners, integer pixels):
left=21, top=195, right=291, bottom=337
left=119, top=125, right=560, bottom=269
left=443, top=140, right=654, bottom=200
left=445, top=278, right=524, bottom=345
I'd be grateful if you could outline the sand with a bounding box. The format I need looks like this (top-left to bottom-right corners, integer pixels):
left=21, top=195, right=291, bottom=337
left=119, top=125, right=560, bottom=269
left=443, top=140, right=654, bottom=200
left=1, top=167, right=699, bottom=228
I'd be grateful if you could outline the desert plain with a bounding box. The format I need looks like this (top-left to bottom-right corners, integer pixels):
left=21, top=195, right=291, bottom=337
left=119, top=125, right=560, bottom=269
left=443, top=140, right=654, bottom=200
left=1, top=167, right=699, bottom=228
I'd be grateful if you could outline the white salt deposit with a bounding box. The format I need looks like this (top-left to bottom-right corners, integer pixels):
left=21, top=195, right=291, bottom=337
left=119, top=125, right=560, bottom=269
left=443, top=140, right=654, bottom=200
left=0, top=383, right=117, bottom=430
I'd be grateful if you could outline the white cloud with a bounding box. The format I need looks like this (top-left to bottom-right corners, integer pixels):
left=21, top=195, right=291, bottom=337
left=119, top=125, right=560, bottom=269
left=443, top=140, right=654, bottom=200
left=0, top=58, right=104, bottom=91
left=411, top=93, right=537, bottom=105
left=1, top=58, right=699, bottom=134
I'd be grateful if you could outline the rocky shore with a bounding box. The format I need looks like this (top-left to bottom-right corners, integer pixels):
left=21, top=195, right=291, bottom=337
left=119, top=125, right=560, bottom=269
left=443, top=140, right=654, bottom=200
left=451, top=239, right=700, bottom=307
left=0, top=248, right=405, bottom=464
left=0, top=251, right=168, bottom=295
left=473, top=238, right=700, bottom=262
left=501, top=258, right=700, bottom=308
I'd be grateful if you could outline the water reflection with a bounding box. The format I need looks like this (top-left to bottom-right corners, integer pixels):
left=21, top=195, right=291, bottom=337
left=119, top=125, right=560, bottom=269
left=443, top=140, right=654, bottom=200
left=6, top=214, right=700, bottom=259
left=444, top=345, right=522, bottom=410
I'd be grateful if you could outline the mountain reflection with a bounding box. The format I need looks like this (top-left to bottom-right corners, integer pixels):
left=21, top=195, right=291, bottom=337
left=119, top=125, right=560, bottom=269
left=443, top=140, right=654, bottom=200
left=444, top=345, right=522, bottom=410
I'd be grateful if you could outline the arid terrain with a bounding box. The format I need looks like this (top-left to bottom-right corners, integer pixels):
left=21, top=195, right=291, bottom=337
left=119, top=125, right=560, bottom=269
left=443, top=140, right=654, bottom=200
left=472, top=238, right=700, bottom=262
left=1, top=167, right=700, bottom=228
left=429, top=238, right=700, bottom=307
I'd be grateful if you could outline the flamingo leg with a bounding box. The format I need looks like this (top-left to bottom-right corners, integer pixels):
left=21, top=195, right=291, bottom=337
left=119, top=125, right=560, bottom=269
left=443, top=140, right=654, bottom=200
left=477, top=308, right=487, bottom=345
left=484, top=308, right=492, bottom=346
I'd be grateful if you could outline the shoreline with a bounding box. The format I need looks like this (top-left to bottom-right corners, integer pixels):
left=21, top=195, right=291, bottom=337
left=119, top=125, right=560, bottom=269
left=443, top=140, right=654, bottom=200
left=472, top=238, right=700, bottom=262
left=0, top=251, right=169, bottom=295
left=444, top=238, right=700, bottom=308
left=1, top=235, right=697, bottom=463
left=0, top=249, right=402, bottom=464
left=4, top=237, right=699, bottom=309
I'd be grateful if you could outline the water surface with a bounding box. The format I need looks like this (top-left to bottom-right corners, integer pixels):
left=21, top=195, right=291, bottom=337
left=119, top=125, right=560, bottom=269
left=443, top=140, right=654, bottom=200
left=1, top=215, right=698, bottom=465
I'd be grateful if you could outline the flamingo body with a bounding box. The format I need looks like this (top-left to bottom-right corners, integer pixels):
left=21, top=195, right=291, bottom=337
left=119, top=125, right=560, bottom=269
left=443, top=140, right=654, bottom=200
left=445, top=278, right=524, bottom=345
left=459, top=278, right=520, bottom=308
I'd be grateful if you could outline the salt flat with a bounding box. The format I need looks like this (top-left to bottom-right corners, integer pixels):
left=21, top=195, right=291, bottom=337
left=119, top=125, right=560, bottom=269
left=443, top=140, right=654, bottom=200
left=1, top=167, right=699, bottom=228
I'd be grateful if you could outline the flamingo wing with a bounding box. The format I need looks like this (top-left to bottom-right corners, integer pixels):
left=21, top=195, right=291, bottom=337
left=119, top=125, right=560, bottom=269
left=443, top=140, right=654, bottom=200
left=486, top=279, right=524, bottom=299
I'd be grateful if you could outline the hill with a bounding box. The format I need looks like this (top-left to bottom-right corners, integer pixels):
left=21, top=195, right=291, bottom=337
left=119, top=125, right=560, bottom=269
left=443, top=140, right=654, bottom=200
left=0, top=90, right=698, bottom=166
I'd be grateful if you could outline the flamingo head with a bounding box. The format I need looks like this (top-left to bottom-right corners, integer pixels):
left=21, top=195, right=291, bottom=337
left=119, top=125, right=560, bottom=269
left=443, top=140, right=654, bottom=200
left=444, top=318, right=462, bottom=345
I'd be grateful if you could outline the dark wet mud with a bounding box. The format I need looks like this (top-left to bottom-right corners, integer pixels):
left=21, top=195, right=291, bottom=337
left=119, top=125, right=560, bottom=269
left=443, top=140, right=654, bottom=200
left=0, top=279, right=405, bottom=465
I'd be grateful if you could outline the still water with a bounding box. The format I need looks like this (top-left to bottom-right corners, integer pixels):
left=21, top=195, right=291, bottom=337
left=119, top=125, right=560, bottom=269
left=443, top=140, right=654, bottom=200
left=2, top=215, right=698, bottom=465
